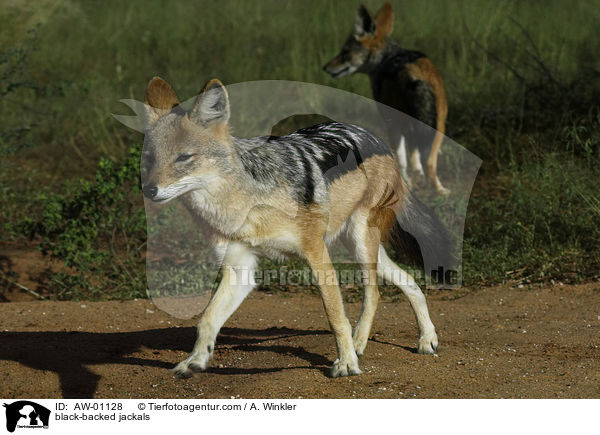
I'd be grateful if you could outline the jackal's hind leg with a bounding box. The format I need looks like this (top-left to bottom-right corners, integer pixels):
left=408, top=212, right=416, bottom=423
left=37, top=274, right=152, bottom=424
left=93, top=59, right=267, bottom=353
left=377, top=245, right=438, bottom=354
left=304, top=239, right=361, bottom=377
left=410, top=148, right=425, bottom=178
left=427, top=133, right=450, bottom=196
left=344, top=211, right=381, bottom=356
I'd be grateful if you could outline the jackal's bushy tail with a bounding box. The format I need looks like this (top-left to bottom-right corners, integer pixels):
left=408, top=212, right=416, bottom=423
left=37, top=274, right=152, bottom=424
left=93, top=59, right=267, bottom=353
left=388, top=193, right=456, bottom=272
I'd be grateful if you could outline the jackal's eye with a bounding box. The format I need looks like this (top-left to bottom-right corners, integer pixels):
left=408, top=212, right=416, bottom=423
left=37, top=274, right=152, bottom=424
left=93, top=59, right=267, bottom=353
left=175, top=153, right=194, bottom=163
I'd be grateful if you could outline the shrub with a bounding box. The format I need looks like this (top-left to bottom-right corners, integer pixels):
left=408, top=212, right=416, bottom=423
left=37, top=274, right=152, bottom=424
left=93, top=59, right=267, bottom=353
left=12, top=146, right=147, bottom=300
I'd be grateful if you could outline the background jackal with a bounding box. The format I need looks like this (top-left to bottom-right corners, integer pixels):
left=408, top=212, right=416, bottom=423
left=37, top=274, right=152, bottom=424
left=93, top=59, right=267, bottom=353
left=324, top=2, right=449, bottom=194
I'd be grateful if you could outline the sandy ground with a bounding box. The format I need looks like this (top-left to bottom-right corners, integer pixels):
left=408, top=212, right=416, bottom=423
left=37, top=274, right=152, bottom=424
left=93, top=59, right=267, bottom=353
left=0, top=282, right=599, bottom=399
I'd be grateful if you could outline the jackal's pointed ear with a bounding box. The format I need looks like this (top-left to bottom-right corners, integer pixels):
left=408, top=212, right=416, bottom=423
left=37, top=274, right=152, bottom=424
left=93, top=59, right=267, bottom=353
left=145, top=76, right=180, bottom=126
left=374, top=2, right=394, bottom=38
left=354, top=4, right=375, bottom=36
left=190, top=78, right=230, bottom=124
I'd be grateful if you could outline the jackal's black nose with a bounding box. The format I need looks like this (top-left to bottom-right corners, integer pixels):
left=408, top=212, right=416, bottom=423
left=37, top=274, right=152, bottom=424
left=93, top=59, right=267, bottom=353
left=142, top=185, right=158, bottom=199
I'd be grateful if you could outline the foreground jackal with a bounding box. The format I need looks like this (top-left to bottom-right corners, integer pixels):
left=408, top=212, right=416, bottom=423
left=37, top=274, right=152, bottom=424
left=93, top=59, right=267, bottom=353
left=324, top=2, right=449, bottom=194
left=142, top=77, right=451, bottom=377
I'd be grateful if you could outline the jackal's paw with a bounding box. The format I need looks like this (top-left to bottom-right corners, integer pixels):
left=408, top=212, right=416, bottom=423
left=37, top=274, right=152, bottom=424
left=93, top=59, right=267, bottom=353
left=411, top=169, right=425, bottom=180
left=172, top=353, right=209, bottom=379
left=417, top=331, right=439, bottom=355
left=330, top=356, right=362, bottom=377
left=437, top=186, right=450, bottom=196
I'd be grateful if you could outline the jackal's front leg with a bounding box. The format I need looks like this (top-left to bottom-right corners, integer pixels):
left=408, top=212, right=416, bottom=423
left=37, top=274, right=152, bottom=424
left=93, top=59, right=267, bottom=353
left=173, top=243, right=257, bottom=378
left=305, top=241, right=361, bottom=377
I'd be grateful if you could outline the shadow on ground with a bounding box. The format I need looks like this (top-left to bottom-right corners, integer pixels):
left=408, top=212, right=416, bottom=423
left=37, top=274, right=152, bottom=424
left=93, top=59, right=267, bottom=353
left=0, top=326, right=332, bottom=398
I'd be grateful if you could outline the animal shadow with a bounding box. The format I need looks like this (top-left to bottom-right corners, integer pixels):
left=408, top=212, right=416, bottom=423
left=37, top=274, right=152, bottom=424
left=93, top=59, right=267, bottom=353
left=0, top=326, right=331, bottom=398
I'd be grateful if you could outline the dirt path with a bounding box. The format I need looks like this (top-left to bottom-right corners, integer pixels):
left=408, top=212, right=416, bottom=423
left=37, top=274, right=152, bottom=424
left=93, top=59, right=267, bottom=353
left=0, top=284, right=599, bottom=398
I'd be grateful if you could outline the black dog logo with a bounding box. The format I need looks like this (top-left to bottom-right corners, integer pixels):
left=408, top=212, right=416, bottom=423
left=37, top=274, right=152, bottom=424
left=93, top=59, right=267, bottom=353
left=3, top=401, right=50, bottom=433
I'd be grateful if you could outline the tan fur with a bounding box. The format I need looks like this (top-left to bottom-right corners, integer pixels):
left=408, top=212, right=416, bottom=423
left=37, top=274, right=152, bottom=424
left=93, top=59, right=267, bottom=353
left=356, top=34, right=383, bottom=51
left=219, top=154, right=407, bottom=253
left=207, top=122, right=231, bottom=144
left=374, top=2, right=394, bottom=39
left=357, top=2, right=394, bottom=50
left=208, top=153, right=407, bottom=252
left=202, top=78, right=222, bottom=91
left=326, top=154, right=405, bottom=236
left=146, top=76, right=180, bottom=110
left=406, top=58, right=448, bottom=191
left=301, top=236, right=356, bottom=367
left=349, top=207, right=381, bottom=353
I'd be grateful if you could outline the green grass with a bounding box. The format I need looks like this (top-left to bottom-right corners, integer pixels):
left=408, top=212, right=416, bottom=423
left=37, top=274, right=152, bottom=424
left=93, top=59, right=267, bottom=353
left=2, top=0, right=598, bottom=168
left=464, top=151, right=600, bottom=285
left=1, top=0, right=599, bottom=299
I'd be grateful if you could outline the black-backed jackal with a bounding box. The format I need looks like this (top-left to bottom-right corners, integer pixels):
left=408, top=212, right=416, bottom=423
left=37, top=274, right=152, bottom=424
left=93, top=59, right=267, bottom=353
left=324, top=2, right=449, bottom=194
left=142, top=77, right=451, bottom=377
